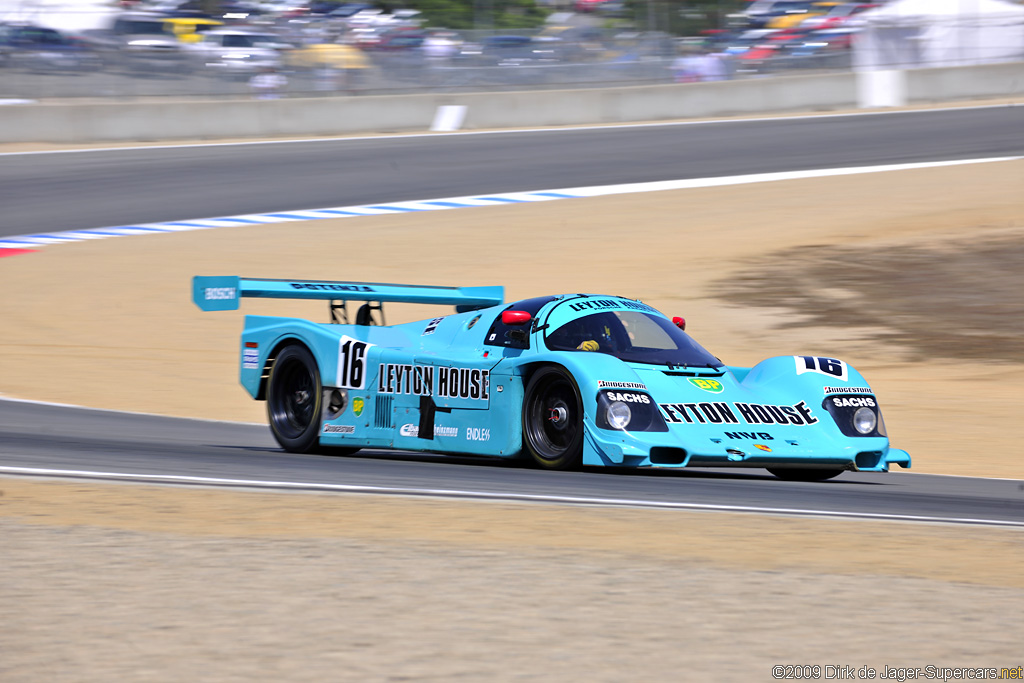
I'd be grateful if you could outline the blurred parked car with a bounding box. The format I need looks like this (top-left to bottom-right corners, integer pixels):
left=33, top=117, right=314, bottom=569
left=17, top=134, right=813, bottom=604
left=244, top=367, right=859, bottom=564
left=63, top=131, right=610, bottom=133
left=711, top=28, right=780, bottom=57
left=732, top=27, right=815, bottom=72
left=362, top=27, right=428, bottom=51
left=733, top=0, right=821, bottom=28
left=327, top=3, right=375, bottom=19
left=773, top=26, right=857, bottom=69
left=187, top=28, right=291, bottom=77
left=95, top=11, right=189, bottom=74
left=0, top=23, right=102, bottom=73
left=458, top=35, right=562, bottom=66
left=799, top=2, right=879, bottom=30
left=765, top=0, right=834, bottom=29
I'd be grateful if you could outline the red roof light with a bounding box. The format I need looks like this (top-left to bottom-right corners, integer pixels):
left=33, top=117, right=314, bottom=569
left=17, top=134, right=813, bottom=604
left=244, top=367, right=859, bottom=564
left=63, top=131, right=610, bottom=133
left=502, top=310, right=532, bottom=325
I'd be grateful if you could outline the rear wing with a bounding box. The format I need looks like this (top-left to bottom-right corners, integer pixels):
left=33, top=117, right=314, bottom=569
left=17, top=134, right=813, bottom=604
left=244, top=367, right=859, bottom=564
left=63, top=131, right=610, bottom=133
left=192, top=276, right=504, bottom=313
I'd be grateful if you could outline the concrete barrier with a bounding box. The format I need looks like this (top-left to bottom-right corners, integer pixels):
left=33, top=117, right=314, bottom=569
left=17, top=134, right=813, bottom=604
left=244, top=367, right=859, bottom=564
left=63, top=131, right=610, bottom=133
left=0, top=62, right=1020, bottom=144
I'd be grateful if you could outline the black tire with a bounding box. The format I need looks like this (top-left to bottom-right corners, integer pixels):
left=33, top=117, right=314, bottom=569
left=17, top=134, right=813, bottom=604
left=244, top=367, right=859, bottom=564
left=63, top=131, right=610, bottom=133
left=522, top=366, right=584, bottom=470
left=766, top=467, right=845, bottom=482
left=267, top=344, right=322, bottom=453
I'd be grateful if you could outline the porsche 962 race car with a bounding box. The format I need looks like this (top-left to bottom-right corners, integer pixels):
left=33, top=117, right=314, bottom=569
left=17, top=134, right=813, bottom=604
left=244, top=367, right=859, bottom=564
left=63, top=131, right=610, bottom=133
left=193, top=276, right=911, bottom=481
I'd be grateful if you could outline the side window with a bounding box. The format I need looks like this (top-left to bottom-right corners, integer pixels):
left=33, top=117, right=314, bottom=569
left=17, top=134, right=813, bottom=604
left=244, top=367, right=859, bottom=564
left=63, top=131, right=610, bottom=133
left=484, top=308, right=530, bottom=350
left=483, top=296, right=557, bottom=350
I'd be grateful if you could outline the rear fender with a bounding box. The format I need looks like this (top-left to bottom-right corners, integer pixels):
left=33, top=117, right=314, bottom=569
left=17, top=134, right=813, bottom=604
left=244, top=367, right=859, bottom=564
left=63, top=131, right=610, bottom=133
left=241, top=316, right=373, bottom=399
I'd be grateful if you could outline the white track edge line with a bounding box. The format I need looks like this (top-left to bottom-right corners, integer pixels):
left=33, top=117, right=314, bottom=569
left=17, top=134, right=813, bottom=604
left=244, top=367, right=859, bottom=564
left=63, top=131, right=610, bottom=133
left=0, top=395, right=265, bottom=427
left=3, top=156, right=1021, bottom=252
left=2, top=466, right=1022, bottom=528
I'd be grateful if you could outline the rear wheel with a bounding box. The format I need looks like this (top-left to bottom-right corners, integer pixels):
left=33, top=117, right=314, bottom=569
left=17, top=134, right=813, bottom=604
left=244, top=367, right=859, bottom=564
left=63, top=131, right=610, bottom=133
left=766, top=467, right=844, bottom=482
left=522, top=366, right=584, bottom=470
left=267, top=345, right=322, bottom=453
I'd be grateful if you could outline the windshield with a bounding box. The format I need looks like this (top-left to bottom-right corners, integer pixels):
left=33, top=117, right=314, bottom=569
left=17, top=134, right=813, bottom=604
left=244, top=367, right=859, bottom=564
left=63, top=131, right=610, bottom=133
left=545, top=310, right=721, bottom=368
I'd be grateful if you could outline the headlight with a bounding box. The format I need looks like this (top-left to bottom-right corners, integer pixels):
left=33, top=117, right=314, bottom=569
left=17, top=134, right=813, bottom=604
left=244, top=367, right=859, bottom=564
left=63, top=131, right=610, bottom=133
left=595, top=389, right=668, bottom=432
left=822, top=394, right=882, bottom=437
left=853, top=406, right=876, bottom=434
left=606, top=401, right=631, bottom=430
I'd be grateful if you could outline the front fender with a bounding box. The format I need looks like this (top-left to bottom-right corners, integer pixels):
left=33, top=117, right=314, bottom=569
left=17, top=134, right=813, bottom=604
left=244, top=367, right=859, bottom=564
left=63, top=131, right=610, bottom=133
left=741, top=355, right=874, bottom=395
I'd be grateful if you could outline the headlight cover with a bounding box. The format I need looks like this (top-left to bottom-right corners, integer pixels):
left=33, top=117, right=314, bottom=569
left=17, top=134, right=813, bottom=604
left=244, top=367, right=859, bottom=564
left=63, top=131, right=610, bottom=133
left=595, top=389, right=668, bottom=432
left=822, top=394, right=886, bottom=437
left=606, top=401, right=632, bottom=430
left=853, top=406, right=876, bottom=434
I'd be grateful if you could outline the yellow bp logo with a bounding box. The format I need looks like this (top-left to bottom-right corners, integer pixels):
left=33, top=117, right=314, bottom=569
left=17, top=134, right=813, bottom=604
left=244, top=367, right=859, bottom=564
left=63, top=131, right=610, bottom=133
left=352, top=397, right=365, bottom=417
left=688, top=378, right=724, bottom=394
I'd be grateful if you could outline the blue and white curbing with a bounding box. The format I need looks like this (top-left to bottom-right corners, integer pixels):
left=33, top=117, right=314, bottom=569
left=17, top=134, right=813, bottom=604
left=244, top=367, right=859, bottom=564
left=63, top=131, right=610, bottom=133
left=2, top=156, right=1019, bottom=250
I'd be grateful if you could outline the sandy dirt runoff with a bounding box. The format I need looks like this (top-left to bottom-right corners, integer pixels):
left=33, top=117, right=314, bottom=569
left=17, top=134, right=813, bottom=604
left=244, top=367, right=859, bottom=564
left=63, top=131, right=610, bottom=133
left=1, top=151, right=1023, bottom=680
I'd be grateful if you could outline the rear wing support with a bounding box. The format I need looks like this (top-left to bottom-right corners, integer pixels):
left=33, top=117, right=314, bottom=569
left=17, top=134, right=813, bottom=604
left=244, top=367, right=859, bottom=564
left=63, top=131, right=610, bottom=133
left=192, top=276, right=504, bottom=317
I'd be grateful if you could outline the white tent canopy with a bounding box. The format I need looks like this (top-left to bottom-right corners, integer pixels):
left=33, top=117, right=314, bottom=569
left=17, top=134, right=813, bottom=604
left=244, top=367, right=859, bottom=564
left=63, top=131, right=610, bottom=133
left=0, top=0, right=120, bottom=33
left=854, top=0, right=1024, bottom=69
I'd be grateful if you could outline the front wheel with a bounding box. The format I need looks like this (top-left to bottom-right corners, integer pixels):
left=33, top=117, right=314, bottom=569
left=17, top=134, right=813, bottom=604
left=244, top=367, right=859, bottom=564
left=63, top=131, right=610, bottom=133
left=766, top=467, right=844, bottom=482
left=522, top=366, right=584, bottom=470
left=267, top=344, right=322, bottom=453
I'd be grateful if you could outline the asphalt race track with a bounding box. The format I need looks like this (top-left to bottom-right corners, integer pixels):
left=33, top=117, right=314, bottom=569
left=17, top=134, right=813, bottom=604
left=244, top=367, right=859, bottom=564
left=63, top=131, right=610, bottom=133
left=1, top=106, right=1022, bottom=235
left=2, top=398, right=1022, bottom=527
left=2, top=106, right=1023, bottom=524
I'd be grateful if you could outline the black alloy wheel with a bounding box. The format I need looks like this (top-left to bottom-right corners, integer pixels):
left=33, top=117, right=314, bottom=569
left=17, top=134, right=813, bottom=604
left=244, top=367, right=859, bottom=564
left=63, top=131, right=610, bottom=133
left=267, top=344, right=322, bottom=453
left=522, top=366, right=584, bottom=470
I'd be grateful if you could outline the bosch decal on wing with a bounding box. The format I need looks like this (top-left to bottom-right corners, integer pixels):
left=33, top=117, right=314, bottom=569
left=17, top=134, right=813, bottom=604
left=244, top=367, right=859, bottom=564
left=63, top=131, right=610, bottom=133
left=204, top=287, right=236, bottom=300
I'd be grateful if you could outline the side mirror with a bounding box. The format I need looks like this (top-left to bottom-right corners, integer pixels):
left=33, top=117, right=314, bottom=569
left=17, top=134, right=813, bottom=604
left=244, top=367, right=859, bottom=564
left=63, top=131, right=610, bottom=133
left=502, top=310, right=532, bottom=325
left=672, top=316, right=686, bottom=331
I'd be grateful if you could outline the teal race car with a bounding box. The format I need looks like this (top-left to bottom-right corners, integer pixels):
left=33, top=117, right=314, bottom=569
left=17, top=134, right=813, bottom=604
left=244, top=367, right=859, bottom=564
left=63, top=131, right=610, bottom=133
left=193, top=276, right=911, bottom=481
